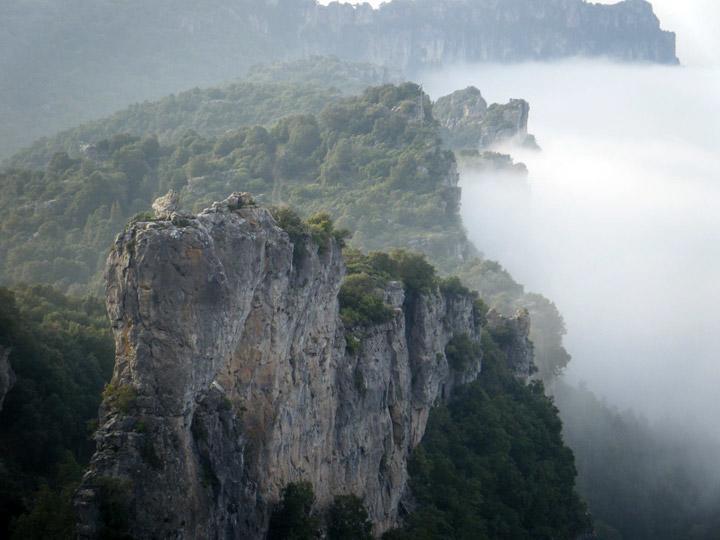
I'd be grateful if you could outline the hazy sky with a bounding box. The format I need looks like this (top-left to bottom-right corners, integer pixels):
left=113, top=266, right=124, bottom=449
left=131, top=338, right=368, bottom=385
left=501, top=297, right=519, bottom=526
left=320, top=1, right=720, bottom=66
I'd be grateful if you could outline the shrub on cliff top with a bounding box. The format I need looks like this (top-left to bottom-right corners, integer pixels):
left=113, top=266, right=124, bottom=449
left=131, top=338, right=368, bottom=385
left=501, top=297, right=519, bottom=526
left=385, top=249, right=436, bottom=296
left=339, top=273, right=394, bottom=328
left=346, top=249, right=437, bottom=297
left=101, top=382, right=137, bottom=415
left=445, top=333, right=481, bottom=372
left=271, top=207, right=350, bottom=253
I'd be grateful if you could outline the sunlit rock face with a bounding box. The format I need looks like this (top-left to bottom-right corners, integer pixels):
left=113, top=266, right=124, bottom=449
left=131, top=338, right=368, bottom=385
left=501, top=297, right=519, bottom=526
left=75, top=193, right=535, bottom=538
left=301, top=0, right=679, bottom=70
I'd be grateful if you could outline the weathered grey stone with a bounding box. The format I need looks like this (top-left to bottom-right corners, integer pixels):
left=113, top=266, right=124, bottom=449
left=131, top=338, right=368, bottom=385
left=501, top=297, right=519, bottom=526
left=487, top=308, right=535, bottom=379
left=0, top=346, right=15, bottom=413
left=77, top=194, right=533, bottom=539
left=435, top=87, right=539, bottom=151
left=151, top=190, right=180, bottom=219
left=434, top=87, right=488, bottom=132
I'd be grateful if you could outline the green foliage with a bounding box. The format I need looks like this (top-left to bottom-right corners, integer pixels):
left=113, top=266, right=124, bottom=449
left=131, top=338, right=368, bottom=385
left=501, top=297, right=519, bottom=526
left=327, top=495, right=373, bottom=540
left=270, top=207, right=350, bottom=256
left=95, top=477, right=133, bottom=540
left=473, top=298, right=489, bottom=328
left=385, top=330, right=591, bottom=540
left=101, top=382, right=137, bottom=415
left=457, top=258, right=570, bottom=380
left=439, top=276, right=472, bottom=297
left=9, top=453, right=82, bottom=540
left=444, top=333, right=481, bottom=372
left=345, top=333, right=362, bottom=355
left=340, top=248, right=442, bottom=332
left=0, top=286, right=114, bottom=537
left=384, top=249, right=437, bottom=296
left=126, top=211, right=157, bottom=229
left=271, top=206, right=309, bottom=246
left=5, top=81, right=342, bottom=170
left=339, top=273, right=394, bottom=328
left=306, top=212, right=351, bottom=251
left=555, top=381, right=720, bottom=540
left=0, top=83, right=459, bottom=296
left=267, top=482, right=320, bottom=540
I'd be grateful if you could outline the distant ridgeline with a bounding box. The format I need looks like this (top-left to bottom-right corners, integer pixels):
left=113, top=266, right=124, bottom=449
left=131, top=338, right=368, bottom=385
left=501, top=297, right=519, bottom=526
left=302, top=0, right=678, bottom=69
left=0, top=0, right=676, bottom=157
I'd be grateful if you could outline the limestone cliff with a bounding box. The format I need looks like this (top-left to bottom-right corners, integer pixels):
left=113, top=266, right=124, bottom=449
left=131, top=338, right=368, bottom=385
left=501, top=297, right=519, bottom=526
left=0, top=345, right=14, bottom=413
left=302, top=0, right=678, bottom=70
left=434, top=86, right=539, bottom=151
left=76, top=194, right=533, bottom=538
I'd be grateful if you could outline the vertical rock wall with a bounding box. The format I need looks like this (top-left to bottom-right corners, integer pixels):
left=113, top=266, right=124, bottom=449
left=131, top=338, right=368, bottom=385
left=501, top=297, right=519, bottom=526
left=76, top=194, right=532, bottom=539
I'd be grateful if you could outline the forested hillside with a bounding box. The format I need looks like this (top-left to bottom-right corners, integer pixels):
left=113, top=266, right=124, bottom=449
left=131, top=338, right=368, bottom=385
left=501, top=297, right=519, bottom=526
left=0, top=79, right=570, bottom=382
left=5, top=56, right=400, bottom=171
left=0, top=84, right=461, bottom=289
left=555, top=382, right=720, bottom=540
left=385, top=331, right=591, bottom=540
left=0, top=286, right=114, bottom=538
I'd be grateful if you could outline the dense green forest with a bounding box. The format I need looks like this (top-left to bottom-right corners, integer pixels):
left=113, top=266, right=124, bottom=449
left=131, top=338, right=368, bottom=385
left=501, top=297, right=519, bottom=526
left=0, top=83, right=464, bottom=292
left=0, top=78, right=571, bottom=381
left=5, top=56, right=398, bottom=171
left=384, top=330, right=591, bottom=540
left=555, top=382, right=720, bottom=540
left=0, top=286, right=114, bottom=538
left=267, top=483, right=373, bottom=540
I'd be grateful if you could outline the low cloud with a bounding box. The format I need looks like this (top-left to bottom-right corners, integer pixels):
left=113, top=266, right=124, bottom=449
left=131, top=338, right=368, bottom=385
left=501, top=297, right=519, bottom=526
left=421, top=60, right=720, bottom=442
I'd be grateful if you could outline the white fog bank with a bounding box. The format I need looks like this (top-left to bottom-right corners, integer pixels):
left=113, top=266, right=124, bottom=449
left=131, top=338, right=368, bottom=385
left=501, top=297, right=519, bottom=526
left=420, top=61, right=720, bottom=439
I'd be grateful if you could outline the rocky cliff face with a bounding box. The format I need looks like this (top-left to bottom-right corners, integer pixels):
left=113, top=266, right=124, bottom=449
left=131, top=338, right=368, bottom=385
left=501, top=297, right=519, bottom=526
left=0, top=345, right=14, bottom=413
left=75, top=194, right=532, bottom=539
left=434, top=86, right=539, bottom=151
left=302, top=0, right=678, bottom=71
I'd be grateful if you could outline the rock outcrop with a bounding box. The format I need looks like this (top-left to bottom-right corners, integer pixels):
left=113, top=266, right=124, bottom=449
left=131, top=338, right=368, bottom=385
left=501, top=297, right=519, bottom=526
left=151, top=190, right=180, bottom=219
left=435, top=87, right=539, bottom=151
left=76, top=194, right=534, bottom=538
left=487, top=308, right=535, bottom=379
left=0, top=346, right=15, bottom=413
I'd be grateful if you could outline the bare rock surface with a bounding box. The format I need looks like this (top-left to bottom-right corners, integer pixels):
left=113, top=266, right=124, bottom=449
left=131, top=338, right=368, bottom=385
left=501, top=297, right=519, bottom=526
left=0, top=345, right=14, bottom=413
left=76, top=193, right=533, bottom=539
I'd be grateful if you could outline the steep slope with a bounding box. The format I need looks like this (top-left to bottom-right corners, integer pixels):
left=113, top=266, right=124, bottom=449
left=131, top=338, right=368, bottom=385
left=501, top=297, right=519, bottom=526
left=0, top=81, right=570, bottom=382
left=386, top=334, right=592, bottom=539
left=74, top=193, right=532, bottom=538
